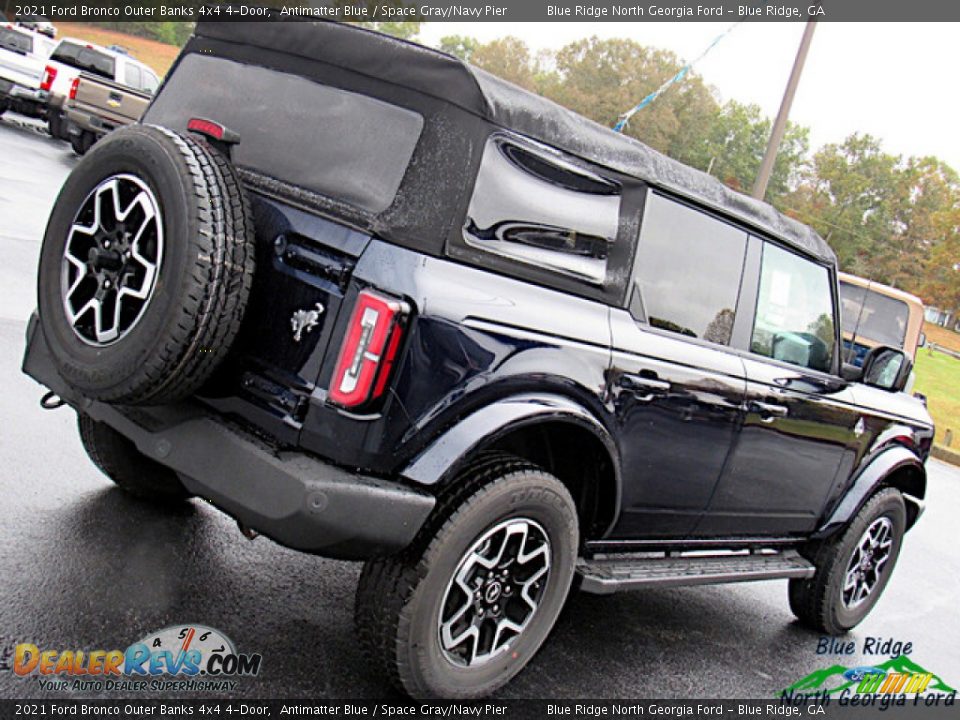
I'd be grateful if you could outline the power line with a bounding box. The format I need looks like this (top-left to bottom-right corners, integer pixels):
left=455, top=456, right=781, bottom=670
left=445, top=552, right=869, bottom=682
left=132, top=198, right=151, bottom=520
left=613, top=21, right=742, bottom=133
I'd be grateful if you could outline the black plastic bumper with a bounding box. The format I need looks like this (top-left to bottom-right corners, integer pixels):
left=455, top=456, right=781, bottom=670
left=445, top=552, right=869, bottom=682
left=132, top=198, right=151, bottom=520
left=22, top=315, right=435, bottom=560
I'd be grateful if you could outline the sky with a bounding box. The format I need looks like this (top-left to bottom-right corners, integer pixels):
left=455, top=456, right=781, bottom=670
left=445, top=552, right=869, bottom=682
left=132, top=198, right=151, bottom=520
left=418, top=22, right=960, bottom=171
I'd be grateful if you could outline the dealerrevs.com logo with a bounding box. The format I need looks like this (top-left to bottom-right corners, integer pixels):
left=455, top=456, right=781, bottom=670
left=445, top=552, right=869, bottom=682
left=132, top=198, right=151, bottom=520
left=12, top=625, right=262, bottom=693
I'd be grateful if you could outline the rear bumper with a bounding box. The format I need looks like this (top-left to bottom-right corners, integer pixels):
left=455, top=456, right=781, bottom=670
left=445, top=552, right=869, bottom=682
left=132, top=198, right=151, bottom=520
left=65, top=106, right=119, bottom=138
left=21, top=315, right=435, bottom=560
left=0, top=80, right=48, bottom=114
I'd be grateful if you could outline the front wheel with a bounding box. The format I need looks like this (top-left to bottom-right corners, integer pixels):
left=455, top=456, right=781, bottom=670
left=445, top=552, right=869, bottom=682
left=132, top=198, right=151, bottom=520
left=789, top=487, right=906, bottom=634
left=355, top=455, right=578, bottom=698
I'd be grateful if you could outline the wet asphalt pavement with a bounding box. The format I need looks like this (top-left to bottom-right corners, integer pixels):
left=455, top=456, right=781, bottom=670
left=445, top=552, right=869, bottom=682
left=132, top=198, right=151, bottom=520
left=0, top=115, right=958, bottom=701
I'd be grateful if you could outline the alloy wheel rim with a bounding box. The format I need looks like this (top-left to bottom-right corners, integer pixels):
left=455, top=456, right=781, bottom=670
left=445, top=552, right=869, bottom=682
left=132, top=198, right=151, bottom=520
left=842, top=516, right=894, bottom=609
left=438, top=517, right=551, bottom=668
left=61, top=174, right=164, bottom=346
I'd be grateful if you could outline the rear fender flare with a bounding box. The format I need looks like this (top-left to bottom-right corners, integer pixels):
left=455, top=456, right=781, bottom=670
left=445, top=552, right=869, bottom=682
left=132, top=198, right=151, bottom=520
left=401, top=393, right=620, bottom=517
left=815, top=444, right=926, bottom=539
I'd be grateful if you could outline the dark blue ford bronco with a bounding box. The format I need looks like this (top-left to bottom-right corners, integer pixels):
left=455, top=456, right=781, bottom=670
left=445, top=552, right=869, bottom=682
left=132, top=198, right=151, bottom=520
left=23, top=20, right=934, bottom=699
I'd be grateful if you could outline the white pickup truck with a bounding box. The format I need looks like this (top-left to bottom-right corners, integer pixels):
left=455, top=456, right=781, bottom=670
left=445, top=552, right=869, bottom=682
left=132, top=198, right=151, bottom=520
left=43, top=38, right=158, bottom=139
left=0, top=24, right=56, bottom=119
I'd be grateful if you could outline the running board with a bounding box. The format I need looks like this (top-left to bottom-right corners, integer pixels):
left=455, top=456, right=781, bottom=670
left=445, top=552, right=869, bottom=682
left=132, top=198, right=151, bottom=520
left=576, top=550, right=815, bottom=595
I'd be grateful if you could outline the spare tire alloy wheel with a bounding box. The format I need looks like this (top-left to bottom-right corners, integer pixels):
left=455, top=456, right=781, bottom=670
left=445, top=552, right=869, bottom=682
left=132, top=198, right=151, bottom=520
left=37, top=125, right=255, bottom=405
left=62, top=174, right=163, bottom=346
left=439, top=517, right=551, bottom=667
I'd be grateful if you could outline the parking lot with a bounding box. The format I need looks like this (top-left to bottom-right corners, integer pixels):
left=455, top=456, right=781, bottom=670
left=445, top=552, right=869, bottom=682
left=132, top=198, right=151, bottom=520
left=1, top=115, right=958, bottom=700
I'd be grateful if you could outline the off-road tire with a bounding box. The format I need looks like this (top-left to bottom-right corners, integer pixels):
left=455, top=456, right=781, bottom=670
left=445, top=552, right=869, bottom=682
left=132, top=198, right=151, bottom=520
left=48, top=112, right=65, bottom=139
left=70, top=130, right=94, bottom=156
left=355, top=454, right=578, bottom=699
left=789, top=487, right=906, bottom=634
left=77, top=413, right=190, bottom=502
left=37, top=124, right=255, bottom=405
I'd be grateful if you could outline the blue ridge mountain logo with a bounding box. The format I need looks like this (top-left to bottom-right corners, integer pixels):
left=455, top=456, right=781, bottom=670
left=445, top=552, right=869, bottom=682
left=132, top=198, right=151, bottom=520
left=780, top=655, right=956, bottom=705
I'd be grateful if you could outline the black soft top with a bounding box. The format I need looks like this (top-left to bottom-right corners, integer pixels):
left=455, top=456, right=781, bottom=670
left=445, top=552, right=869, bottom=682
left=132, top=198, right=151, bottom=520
left=192, top=19, right=835, bottom=266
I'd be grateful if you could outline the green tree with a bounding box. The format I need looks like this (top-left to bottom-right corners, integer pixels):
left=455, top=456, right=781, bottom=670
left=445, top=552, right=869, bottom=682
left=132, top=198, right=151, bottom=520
left=683, top=100, right=808, bottom=200
left=439, top=35, right=479, bottom=62
left=546, top=37, right=718, bottom=158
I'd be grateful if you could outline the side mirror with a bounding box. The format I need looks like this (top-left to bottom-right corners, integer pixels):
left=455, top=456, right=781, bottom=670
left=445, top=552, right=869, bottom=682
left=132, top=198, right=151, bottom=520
left=840, top=362, right=863, bottom=382
left=861, top=346, right=912, bottom=392
left=918, top=332, right=927, bottom=348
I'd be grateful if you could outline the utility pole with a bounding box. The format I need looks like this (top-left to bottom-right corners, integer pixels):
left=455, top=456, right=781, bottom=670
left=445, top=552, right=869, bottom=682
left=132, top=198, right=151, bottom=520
left=752, top=18, right=818, bottom=201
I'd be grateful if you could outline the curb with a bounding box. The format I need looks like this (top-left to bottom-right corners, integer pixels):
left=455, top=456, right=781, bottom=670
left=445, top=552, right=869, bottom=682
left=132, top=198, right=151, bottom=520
left=931, top=445, right=960, bottom=467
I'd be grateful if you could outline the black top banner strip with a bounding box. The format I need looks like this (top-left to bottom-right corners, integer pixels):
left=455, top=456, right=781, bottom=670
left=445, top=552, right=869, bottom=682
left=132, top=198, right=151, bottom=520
left=6, top=1, right=960, bottom=23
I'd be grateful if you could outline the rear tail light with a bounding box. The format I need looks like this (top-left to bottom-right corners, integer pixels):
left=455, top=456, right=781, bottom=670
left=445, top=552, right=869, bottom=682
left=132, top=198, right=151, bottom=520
left=328, top=290, right=408, bottom=409
left=187, top=117, right=240, bottom=145
left=68, top=77, right=80, bottom=100
left=40, top=65, right=56, bottom=92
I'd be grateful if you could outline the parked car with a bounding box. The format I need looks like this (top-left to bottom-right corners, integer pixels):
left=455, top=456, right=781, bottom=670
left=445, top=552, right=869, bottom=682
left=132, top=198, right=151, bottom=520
left=64, top=70, right=156, bottom=155
left=839, top=272, right=926, bottom=365
left=41, top=38, right=158, bottom=140
left=23, top=21, right=934, bottom=699
left=0, top=24, right=56, bottom=119
left=15, top=15, right=55, bottom=38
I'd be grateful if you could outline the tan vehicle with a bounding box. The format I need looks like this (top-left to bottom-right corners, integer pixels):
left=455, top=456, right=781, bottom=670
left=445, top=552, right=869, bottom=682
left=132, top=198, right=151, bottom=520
left=63, top=70, right=156, bottom=155
left=838, top=272, right=926, bottom=368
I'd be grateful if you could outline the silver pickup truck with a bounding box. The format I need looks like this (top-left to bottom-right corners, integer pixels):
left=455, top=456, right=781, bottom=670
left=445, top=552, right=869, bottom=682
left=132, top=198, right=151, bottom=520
left=0, top=24, right=56, bottom=118
left=64, top=71, right=154, bottom=154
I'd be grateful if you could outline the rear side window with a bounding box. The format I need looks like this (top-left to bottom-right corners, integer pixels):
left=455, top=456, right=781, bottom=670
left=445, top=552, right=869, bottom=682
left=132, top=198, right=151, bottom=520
left=51, top=42, right=116, bottom=80
left=142, top=70, right=159, bottom=95
left=0, top=27, right=33, bottom=54
left=751, top=243, right=836, bottom=373
left=123, top=63, right=142, bottom=90
left=632, top=193, right=747, bottom=345
left=463, top=134, right=621, bottom=285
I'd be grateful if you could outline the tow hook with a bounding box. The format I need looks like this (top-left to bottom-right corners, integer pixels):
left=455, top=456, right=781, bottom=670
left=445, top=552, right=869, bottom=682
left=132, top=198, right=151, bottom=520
left=238, top=522, right=259, bottom=541
left=39, top=391, right=66, bottom=410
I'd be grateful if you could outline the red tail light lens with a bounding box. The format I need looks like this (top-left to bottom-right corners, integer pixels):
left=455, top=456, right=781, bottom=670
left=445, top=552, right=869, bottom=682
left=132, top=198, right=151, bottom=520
left=40, top=65, right=57, bottom=92
left=68, top=77, right=80, bottom=100
left=187, top=117, right=226, bottom=140
left=329, top=290, right=407, bottom=409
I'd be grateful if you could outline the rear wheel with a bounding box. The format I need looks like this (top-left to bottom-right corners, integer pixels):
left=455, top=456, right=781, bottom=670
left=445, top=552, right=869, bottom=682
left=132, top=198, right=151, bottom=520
left=789, top=488, right=906, bottom=634
left=355, top=455, right=578, bottom=698
left=77, top=413, right=190, bottom=503
left=48, top=112, right=65, bottom=139
left=70, top=130, right=95, bottom=156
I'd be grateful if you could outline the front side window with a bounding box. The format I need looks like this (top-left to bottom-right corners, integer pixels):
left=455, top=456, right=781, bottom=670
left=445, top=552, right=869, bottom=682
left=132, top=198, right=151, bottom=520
left=632, top=193, right=747, bottom=345
left=751, top=243, right=836, bottom=373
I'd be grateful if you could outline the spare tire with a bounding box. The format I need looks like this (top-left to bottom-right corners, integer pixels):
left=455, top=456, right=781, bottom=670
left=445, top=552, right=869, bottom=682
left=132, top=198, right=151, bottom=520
left=37, top=124, right=255, bottom=405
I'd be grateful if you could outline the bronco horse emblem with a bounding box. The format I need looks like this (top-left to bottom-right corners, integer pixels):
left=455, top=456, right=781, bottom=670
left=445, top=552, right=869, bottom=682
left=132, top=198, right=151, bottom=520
left=290, top=303, right=325, bottom=342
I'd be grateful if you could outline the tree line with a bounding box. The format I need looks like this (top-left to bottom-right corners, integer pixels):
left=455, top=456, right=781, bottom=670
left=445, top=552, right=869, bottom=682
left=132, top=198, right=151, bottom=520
left=82, top=21, right=959, bottom=314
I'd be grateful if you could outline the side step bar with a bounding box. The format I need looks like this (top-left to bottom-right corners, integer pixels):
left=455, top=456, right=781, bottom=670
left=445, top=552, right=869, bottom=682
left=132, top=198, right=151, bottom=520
left=577, top=550, right=815, bottom=595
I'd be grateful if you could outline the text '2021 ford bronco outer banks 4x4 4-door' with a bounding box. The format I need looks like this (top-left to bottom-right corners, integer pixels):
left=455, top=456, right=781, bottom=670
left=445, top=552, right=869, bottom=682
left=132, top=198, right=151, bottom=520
left=23, top=20, right=933, bottom=699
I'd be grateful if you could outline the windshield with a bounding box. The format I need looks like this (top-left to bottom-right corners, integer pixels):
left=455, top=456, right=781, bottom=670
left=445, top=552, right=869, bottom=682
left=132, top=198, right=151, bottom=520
left=50, top=42, right=115, bottom=80
left=839, top=281, right=910, bottom=348
left=0, top=27, right=33, bottom=55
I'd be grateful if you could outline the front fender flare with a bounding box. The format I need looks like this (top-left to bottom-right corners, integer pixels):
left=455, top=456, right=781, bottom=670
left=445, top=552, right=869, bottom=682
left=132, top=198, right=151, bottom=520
left=401, top=393, right=619, bottom=491
left=815, top=444, right=926, bottom=539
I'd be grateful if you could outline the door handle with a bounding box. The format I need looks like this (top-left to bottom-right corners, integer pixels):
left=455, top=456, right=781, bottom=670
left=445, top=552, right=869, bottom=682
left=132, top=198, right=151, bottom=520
left=749, top=400, right=789, bottom=421
left=620, top=373, right=671, bottom=402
